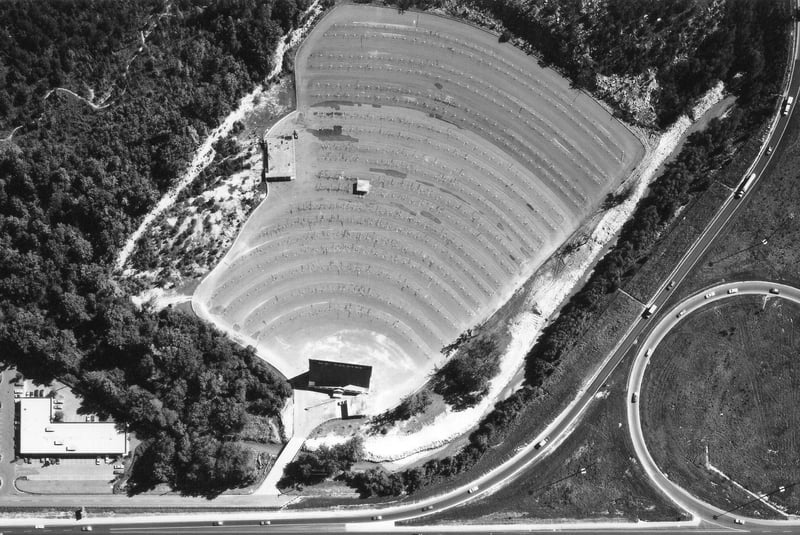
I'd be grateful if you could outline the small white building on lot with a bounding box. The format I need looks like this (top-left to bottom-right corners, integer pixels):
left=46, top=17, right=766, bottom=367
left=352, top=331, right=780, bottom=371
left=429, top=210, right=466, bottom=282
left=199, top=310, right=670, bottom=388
left=19, top=398, right=128, bottom=456
left=354, top=179, right=371, bottom=196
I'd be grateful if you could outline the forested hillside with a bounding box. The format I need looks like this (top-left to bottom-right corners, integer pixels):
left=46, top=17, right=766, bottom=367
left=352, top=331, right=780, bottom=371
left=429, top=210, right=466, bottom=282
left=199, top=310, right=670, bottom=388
left=0, top=0, right=302, bottom=495
left=422, top=0, right=789, bottom=127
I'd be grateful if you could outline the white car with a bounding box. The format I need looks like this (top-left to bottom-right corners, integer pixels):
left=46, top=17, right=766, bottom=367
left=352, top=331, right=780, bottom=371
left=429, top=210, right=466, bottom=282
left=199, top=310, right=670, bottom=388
left=704, top=291, right=715, bottom=299
left=467, top=486, right=479, bottom=494
left=727, top=288, right=739, bottom=294
left=678, top=310, right=687, bottom=317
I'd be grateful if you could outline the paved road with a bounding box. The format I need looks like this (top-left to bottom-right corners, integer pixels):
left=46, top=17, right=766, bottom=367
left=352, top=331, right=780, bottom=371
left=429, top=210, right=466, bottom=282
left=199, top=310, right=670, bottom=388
left=627, top=281, right=800, bottom=529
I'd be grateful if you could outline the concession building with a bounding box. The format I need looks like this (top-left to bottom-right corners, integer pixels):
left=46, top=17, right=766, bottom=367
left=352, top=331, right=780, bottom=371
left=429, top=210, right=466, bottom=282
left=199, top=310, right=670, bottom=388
left=19, top=398, right=128, bottom=456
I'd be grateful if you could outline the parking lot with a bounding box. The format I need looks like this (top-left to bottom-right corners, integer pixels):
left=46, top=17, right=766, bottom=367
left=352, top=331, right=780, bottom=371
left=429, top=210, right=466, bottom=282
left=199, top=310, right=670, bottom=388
left=0, top=370, right=17, bottom=495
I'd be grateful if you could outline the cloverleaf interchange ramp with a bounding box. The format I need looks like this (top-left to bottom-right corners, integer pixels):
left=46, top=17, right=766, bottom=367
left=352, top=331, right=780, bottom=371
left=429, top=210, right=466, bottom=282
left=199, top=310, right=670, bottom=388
left=193, top=5, right=644, bottom=413
left=628, top=281, right=800, bottom=527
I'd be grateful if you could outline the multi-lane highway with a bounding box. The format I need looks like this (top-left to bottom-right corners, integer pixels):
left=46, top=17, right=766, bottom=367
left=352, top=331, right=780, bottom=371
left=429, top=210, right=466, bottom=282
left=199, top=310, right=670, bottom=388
left=627, top=281, right=800, bottom=530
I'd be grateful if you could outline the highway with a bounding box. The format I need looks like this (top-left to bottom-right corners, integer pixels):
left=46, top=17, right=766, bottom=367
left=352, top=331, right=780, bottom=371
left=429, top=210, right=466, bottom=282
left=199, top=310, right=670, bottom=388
left=3, top=8, right=800, bottom=535
left=627, top=281, right=800, bottom=530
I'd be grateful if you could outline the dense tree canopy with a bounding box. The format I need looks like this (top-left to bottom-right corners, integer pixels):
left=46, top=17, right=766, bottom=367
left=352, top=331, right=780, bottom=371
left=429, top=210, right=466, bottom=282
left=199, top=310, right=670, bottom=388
left=0, top=0, right=302, bottom=495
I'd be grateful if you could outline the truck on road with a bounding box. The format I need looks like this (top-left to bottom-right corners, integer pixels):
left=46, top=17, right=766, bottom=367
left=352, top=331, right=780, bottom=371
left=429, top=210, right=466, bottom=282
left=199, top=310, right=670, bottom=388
left=642, top=304, right=658, bottom=318
left=734, top=172, right=756, bottom=199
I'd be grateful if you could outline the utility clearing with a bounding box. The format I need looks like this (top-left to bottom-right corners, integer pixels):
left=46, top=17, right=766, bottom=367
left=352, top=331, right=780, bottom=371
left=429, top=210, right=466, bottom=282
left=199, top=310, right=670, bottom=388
left=194, top=5, right=644, bottom=413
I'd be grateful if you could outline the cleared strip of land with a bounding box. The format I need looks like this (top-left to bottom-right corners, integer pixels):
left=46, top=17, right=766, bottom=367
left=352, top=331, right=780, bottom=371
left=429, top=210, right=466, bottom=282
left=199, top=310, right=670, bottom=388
left=195, top=5, right=644, bottom=411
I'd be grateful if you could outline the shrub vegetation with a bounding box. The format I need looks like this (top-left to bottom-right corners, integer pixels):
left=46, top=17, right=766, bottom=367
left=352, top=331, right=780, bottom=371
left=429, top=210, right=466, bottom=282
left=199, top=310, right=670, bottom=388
left=0, top=0, right=306, bottom=496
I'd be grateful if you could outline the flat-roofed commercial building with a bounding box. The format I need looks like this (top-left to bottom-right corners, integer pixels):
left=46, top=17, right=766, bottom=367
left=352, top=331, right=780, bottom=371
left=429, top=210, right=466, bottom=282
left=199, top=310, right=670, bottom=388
left=19, top=398, right=128, bottom=456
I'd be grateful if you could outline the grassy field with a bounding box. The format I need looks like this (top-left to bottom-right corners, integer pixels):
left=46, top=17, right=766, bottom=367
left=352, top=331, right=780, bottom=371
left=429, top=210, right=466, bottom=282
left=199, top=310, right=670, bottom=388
left=194, top=4, right=644, bottom=412
left=678, top=121, right=800, bottom=292
left=642, top=296, right=800, bottom=517
left=410, top=349, right=682, bottom=524
left=653, top=93, right=800, bottom=515
left=624, top=182, right=729, bottom=304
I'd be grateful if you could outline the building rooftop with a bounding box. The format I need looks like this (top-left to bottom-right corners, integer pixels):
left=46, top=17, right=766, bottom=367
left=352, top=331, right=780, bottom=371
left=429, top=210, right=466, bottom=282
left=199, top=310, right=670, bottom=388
left=264, top=135, right=296, bottom=181
left=308, top=359, right=372, bottom=392
left=19, top=398, right=127, bottom=456
left=355, top=179, right=371, bottom=195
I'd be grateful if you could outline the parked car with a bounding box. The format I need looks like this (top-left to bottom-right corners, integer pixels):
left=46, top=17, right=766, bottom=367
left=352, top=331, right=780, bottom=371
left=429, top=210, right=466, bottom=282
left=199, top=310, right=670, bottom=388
left=113, top=464, right=124, bottom=470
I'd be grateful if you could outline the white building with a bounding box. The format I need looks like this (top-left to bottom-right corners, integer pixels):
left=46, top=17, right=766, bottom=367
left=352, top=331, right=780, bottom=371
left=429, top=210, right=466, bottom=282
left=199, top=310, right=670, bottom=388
left=19, top=398, right=128, bottom=456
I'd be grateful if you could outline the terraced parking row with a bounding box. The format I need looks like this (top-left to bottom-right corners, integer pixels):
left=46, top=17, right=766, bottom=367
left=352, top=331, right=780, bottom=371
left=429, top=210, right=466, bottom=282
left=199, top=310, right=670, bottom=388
left=196, top=6, right=644, bottom=410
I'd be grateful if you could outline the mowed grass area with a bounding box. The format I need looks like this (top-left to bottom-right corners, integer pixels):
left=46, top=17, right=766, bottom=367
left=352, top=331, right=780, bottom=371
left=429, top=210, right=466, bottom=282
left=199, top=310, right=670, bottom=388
left=642, top=296, right=800, bottom=517
left=195, top=5, right=644, bottom=412
left=411, top=339, right=681, bottom=524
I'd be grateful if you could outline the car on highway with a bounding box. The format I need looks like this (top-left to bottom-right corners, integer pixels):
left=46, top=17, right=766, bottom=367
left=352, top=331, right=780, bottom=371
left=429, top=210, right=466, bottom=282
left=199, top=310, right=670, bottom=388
left=727, top=288, right=739, bottom=294
left=260, top=520, right=271, bottom=525
left=667, top=280, right=676, bottom=290
left=467, top=486, right=479, bottom=494
left=213, top=521, right=223, bottom=526
left=704, top=291, right=715, bottom=299
left=422, top=505, right=434, bottom=511
left=767, top=145, right=774, bottom=154
left=770, top=288, right=781, bottom=295
left=677, top=309, right=687, bottom=317
left=534, top=437, right=550, bottom=449
left=631, top=392, right=638, bottom=403
left=645, top=348, right=653, bottom=358
left=372, top=515, right=383, bottom=521
left=81, top=527, right=93, bottom=532
left=734, top=518, right=745, bottom=525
